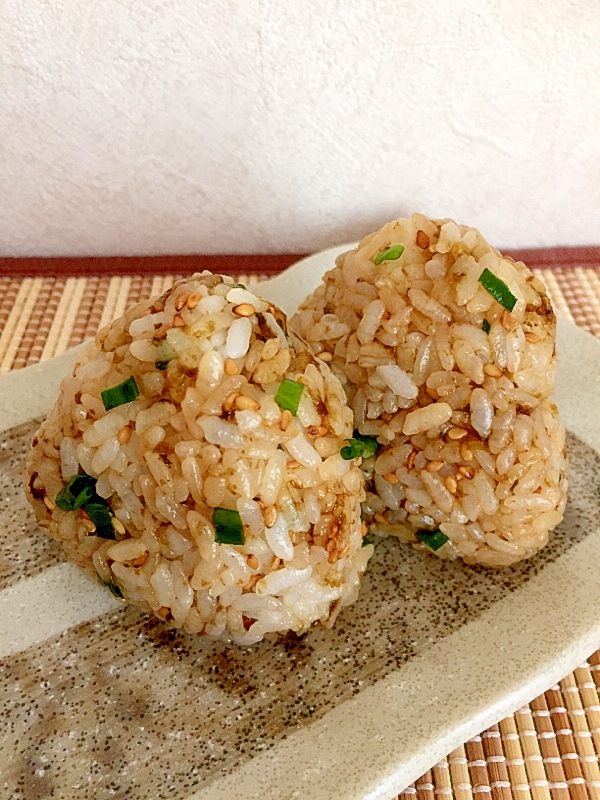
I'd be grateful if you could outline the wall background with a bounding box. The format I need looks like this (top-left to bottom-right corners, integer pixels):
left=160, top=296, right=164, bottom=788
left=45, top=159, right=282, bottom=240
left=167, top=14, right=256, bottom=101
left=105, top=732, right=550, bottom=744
left=1, top=0, right=599, bottom=257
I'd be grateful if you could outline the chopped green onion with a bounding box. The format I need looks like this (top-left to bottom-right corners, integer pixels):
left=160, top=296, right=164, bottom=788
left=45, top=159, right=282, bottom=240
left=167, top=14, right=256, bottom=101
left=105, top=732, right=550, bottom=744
left=101, top=579, right=124, bottom=599
left=101, top=376, right=139, bottom=411
left=340, top=442, right=363, bottom=460
left=55, top=474, right=97, bottom=511
left=274, top=379, right=304, bottom=415
left=362, top=535, right=373, bottom=547
left=416, top=529, right=449, bottom=551
left=482, top=319, right=491, bottom=334
left=478, top=269, right=517, bottom=312
left=213, top=508, right=245, bottom=545
left=340, top=431, right=379, bottom=460
left=55, top=472, right=117, bottom=539
left=85, top=502, right=116, bottom=539
left=374, top=244, right=405, bottom=266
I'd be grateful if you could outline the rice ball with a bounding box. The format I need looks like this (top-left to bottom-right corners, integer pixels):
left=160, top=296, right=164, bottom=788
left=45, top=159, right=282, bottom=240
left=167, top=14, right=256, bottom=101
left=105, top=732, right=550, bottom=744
left=26, top=273, right=372, bottom=644
left=292, top=214, right=568, bottom=566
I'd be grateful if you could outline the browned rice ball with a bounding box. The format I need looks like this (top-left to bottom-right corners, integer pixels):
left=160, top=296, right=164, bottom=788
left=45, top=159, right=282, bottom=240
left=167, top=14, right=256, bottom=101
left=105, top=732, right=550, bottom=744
left=292, top=214, right=568, bottom=566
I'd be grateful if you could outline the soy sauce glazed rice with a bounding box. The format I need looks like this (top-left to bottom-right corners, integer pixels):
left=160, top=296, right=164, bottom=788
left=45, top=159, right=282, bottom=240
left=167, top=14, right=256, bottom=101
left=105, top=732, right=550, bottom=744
left=292, top=214, right=568, bottom=566
left=26, top=273, right=372, bottom=644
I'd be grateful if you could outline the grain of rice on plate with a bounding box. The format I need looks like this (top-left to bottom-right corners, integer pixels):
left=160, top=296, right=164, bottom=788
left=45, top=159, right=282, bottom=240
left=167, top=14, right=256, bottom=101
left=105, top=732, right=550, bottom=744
left=26, top=273, right=372, bottom=644
left=292, top=214, right=568, bottom=566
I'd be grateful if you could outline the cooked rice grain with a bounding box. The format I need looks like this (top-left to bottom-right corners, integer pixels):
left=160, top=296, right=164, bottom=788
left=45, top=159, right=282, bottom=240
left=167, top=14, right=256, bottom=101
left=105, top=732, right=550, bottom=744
left=26, top=273, right=372, bottom=644
left=292, top=214, right=568, bottom=565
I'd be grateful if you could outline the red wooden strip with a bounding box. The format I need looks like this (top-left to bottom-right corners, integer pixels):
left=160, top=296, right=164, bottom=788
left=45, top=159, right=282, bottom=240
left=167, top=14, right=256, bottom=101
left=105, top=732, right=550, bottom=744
left=1, top=247, right=600, bottom=278
left=505, top=246, right=600, bottom=268
left=0, top=254, right=307, bottom=278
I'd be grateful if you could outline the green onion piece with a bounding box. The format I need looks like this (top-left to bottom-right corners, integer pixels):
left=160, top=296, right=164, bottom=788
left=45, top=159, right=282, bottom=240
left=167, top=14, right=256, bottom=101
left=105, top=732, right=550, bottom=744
left=362, top=535, right=373, bottom=547
left=340, top=443, right=360, bottom=460
left=478, top=268, right=517, bottom=312
left=482, top=319, right=491, bottom=334
left=374, top=244, right=405, bottom=266
left=55, top=475, right=96, bottom=511
left=101, top=580, right=124, bottom=599
left=340, top=431, right=379, bottom=460
left=416, top=529, right=449, bottom=552
left=54, top=473, right=118, bottom=541
left=55, top=474, right=97, bottom=511
left=213, top=507, right=245, bottom=545
left=274, top=379, right=305, bottom=415
left=86, top=502, right=116, bottom=539
left=55, top=490, right=73, bottom=511
left=355, top=432, right=379, bottom=458
left=101, top=376, right=139, bottom=411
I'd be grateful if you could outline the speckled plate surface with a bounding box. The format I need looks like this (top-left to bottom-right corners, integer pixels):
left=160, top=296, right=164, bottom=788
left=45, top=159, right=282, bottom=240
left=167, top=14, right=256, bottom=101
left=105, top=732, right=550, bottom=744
left=2, top=249, right=600, bottom=800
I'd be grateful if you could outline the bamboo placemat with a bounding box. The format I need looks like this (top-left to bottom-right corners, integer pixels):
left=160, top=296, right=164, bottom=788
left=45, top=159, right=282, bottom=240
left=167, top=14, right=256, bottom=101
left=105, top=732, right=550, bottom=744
left=1, top=257, right=599, bottom=799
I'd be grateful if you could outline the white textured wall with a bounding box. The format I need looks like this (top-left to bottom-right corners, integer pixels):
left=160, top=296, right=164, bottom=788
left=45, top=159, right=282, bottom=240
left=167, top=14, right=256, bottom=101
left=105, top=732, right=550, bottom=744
left=1, top=0, right=599, bottom=256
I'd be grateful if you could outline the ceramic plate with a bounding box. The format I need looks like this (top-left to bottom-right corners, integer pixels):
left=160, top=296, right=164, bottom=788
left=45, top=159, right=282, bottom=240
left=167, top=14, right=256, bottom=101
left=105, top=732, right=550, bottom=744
left=2, top=247, right=600, bottom=800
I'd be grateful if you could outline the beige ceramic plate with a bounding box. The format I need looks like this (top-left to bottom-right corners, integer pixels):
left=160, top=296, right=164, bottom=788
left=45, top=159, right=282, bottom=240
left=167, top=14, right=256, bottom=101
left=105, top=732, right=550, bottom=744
left=2, top=247, right=600, bottom=800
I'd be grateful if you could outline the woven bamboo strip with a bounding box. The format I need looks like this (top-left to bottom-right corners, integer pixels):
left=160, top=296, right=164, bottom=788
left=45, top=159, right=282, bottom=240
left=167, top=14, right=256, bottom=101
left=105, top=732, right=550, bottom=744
left=83, top=277, right=107, bottom=341
left=433, top=760, right=454, bottom=798
left=544, top=685, right=589, bottom=800
left=499, top=714, right=533, bottom=800
left=67, top=276, right=100, bottom=349
left=150, top=275, right=165, bottom=298
left=588, top=649, right=600, bottom=747
left=534, top=269, right=575, bottom=323
left=449, top=744, right=475, bottom=800
left=573, top=664, right=600, bottom=765
left=482, top=725, right=513, bottom=800
left=465, top=735, right=493, bottom=800
left=97, top=276, right=124, bottom=331
left=587, top=650, right=600, bottom=800
left=0, top=278, right=30, bottom=369
left=53, top=277, right=87, bottom=358
left=515, top=707, right=552, bottom=800
left=579, top=269, right=600, bottom=339
left=10, top=278, right=54, bottom=369
left=581, top=268, right=600, bottom=307
left=399, top=782, right=418, bottom=800
left=572, top=269, right=600, bottom=338
left=0, top=277, right=43, bottom=372
left=126, top=275, right=143, bottom=309
left=0, top=278, right=21, bottom=336
left=551, top=269, right=596, bottom=336
left=39, top=277, right=80, bottom=361
left=530, top=695, right=570, bottom=800
left=0, top=279, right=37, bottom=368
left=0, top=279, right=31, bottom=357
left=25, top=278, right=66, bottom=366
left=588, top=653, right=600, bottom=673
left=138, top=275, right=156, bottom=305
left=149, top=275, right=175, bottom=298
left=560, top=673, right=600, bottom=799
left=112, top=275, right=132, bottom=323
left=417, top=768, right=437, bottom=800
left=0, top=277, right=12, bottom=327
